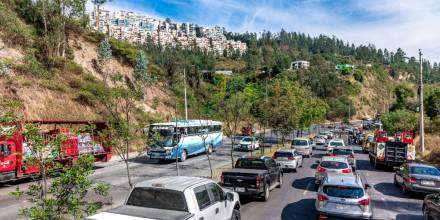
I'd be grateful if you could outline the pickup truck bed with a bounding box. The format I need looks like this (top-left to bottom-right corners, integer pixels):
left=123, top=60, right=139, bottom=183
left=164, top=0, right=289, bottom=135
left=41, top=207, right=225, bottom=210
left=86, top=205, right=194, bottom=220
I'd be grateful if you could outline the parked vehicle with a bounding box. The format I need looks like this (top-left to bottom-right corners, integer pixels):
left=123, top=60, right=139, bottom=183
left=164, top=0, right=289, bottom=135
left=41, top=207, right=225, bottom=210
left=241, top=125, right=256, bottom=136
left=236, top=137, right=260, bottom=151
left=146, top=120, right=223, bottom=162
left=316, top=173, right=372, bottom=220
left=394, top=163, right=440, bottom=195
left=292, top=138, right=312, bottom=158
left=369, top=131, right=415, bottom=168
left=326, top=139, right=345, bottom=154
left=331, top=147, right=357, bottom=171
left=315, top=156, right=352, bottom=187
left=0, top=120, right=111, bottom=182
left=272, top=149, right=303, bottom=172
left=314, top=135, right=327, bottom=145
left=423, top=193, right=440, bottom=220
left=86, top=176, right=241, bottom=220
left=221, top=156, right=282, bottom=201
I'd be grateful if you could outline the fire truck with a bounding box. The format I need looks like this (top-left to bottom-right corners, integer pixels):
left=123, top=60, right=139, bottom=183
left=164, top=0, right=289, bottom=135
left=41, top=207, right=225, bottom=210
left=369, top=130, right=415, bottom=168
left=0, top=120, right=112, bottom=182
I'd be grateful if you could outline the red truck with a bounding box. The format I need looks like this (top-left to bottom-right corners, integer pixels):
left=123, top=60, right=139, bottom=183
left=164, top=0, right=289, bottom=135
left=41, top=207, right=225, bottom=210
left=369, top=130, right=415, bottom=168
left=0, top=120, right=112, bottom=182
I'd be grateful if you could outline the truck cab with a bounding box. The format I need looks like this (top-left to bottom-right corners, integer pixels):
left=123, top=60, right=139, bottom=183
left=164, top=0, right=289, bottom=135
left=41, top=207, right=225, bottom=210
left=86, top=176, right=241, bottom=220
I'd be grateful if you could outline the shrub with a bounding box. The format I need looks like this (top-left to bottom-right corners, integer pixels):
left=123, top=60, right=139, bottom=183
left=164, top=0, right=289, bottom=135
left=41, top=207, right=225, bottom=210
left=151, top=97, right=160, bottom=110
left=16, top=49, right=49, bottom=77
left=0, top=2, right=36, bottom=47
left=354, top=70, right=364, bottom=83
left=75, top=90, right=96, bottom=106
left=109, top=38, right=138, bottom=66
left=68, top=79, right=83, bottom=89
left=41, top=79, right=68, bottom=92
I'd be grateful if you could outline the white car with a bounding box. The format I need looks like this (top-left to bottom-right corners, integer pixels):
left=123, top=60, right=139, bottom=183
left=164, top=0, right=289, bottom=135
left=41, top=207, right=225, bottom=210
left=314, top=135, right=327, bottom=145
left=292, top=138, right=312, bottom=157
left=272, top=149, right=303, bottom=172
left=326, top=139, right=345, bottom=154
left=86, top=176, right=241, bottom=220
left=237, top=137, right=260, bottom=151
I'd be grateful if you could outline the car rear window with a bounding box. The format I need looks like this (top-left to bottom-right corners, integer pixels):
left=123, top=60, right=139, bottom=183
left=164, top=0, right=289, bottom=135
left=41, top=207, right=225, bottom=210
left=320, top=161, right=348, bottom=169
left=293, top=140, right=308, bottom=146
left=323, top=186, right=364, bottom=199
left=242, top=137, right=253, bottom=142
left=410, top=166, right=440, bottom=176
left=274, top=152, right=293, bottom=157
left=235, top=159, right=266, bottom=169
left=333, top=149, right=353, bottom=155
left=126, top=187, right=188, bottom=211
left=329, top=142, right=343, bottom=147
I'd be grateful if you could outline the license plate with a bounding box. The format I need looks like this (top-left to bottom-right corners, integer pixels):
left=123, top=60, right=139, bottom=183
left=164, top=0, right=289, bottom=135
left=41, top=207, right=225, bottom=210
left=336, top=204, right=347, bottom=210
left=421, top=180, right=435, bottom=186
left=235, top=187, right=245, bottom=192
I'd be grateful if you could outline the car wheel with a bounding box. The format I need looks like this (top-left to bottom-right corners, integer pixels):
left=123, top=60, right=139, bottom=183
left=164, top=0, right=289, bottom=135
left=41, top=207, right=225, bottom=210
left=179, top=149, right=187, bottom=162
left=277, top=174, right=283, bottom=188
left=262, top=184, right=270, bottom=201
left=231, top=209, right=241, bottom=220
left=424, top=206, right=431, bottom=220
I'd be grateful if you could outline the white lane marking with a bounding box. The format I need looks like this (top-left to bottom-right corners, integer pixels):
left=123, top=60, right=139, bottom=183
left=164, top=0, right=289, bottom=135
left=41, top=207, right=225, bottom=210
left=303, top=182, right=311, bottom=196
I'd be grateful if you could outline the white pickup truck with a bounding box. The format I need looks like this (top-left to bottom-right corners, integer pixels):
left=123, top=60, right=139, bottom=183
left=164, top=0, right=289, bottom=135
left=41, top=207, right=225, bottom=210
left=86, top=176, right=241, bottom=220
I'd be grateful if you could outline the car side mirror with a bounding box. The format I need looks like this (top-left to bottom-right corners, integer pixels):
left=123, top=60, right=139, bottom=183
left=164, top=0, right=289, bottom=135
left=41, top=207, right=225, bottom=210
left=316, top=160, right=320, bottom=164
left=364, top=183, right=371, bottom=189
left=226, top=192, right=234, bottom=201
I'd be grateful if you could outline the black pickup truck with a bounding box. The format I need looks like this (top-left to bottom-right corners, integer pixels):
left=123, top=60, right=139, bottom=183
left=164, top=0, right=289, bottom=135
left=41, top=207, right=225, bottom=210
left=221, top=156, right=283, bottom=201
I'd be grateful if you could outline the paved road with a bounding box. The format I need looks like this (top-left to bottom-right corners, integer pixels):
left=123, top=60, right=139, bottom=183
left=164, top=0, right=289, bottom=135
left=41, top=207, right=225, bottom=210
left=240, top=144, right=424, bottom=220
left=0, top=137, right=426, bottom=220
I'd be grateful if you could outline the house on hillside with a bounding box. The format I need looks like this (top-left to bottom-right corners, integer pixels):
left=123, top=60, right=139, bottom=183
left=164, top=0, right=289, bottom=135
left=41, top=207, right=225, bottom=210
left=290, top=60, right=310, bottom=70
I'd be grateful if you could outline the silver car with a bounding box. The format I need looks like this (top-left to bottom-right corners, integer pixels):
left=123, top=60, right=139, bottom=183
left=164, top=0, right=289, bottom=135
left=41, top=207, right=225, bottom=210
left=272, top=149, right=303, bottom=172
left=315, top=135, right=327, bottom=145
left=316, top=173, right=373, bottom=220
left=292, top=138, right=312, bottom=158
left=331, top=147, right=357, bottom=171
left=315, top=156, right=352, bottom=186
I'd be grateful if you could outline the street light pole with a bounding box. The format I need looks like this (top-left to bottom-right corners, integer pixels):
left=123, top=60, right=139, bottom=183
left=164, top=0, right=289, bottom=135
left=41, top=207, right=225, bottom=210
left=419, top=49, right=425, bottom=153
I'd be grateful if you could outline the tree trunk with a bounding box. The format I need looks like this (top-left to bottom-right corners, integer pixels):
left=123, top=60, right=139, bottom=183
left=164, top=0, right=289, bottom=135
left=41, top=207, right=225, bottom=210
left=124, top=159, right=133, bottom=188
left=204, top=139, right=213, bottom=179
left=230, top=136, right=235, bottom=168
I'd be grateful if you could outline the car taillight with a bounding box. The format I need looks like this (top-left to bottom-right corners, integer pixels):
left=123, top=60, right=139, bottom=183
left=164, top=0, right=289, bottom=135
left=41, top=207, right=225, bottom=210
left=272, top=156, right=277, bottom=159
left=318, top=194, right=328, bottom=201
left=318, top=166, right=326, bottom=172
left=358, top=199, right=370, bottom=206
left=256, top=175, right=264, bottom=187
left=342, top=168, right=352, bottom=173
left=348, top=154, right=354, bottom=158
left=330, top=153, right=336, bottom=156
left=221, top=174, right=224, bottom=184
left=288, top=156, right=295, bottom=160
left=410, top=176, right=417, bottom=184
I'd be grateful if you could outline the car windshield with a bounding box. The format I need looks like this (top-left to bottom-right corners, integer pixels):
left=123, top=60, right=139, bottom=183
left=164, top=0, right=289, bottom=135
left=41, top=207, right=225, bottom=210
left=333, top=149, right=353, bottom=155
left=126, top=187, right=188, bottom=211
left=320, top=161, right=348, bottom=169
left=274, top=152, right=293, bottom=157
left=330, top=141, right=343, bottom=147
left=323, top=186, right=364, bottom=199
left=149, top=127, right=175, bottom=148
left=235, top=159, right=267, bottom=169
left=411, top=166, right=440, bottom=176
left=242, top=137, right=253, bottom=142
left=293, top=140, right=308, bottom=146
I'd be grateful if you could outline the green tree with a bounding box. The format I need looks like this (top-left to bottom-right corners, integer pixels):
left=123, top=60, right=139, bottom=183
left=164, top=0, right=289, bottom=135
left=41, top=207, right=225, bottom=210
left=425, top=86, right=440, bottom=119
left=98, top=38, right=112, bottom=64
left=381, top=109, right=418, bottom=134
left=134, top=50, right=151, bottom=85
left=390, top=82, right=415, bottom=111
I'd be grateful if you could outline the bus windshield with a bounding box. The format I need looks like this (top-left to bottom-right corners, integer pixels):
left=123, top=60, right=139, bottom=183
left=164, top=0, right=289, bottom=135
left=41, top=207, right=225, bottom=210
left=150, top=127, right=176, bottom=148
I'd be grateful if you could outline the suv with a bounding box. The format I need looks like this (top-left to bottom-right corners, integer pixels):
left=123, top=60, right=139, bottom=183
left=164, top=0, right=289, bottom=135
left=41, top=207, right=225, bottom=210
left=331, top=147, right=357, bottom=171
left=292, top=138, right=312, bottom=158
left=315, top=156, right=352, bottom=187
left=327, top=139, right=345, bottom=154
left=237, top=137, right=260, bottom=151
left=272, top=149, right=303, bottom=172
left=86, top=176, right=241, bottom=220
left=316, top=173, right=372, bottom=220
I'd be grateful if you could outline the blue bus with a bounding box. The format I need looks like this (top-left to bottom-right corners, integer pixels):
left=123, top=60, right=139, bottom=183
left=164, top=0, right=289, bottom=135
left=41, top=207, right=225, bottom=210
left=146, top=120, right=223, bottom=161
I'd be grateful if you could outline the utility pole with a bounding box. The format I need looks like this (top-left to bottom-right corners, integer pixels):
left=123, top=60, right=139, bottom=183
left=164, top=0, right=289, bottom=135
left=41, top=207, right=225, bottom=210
left=419, top=49, right=425, bottom=153
left=348, top=104, right=351, bottom=123
left=183, top=68, right=188, bottom=121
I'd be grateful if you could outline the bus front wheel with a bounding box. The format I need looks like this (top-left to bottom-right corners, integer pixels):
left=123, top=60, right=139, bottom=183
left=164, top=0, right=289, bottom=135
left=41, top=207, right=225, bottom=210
left=179, top=150, right=188, bottom=162
left=207, top=145, right=213, bottom=154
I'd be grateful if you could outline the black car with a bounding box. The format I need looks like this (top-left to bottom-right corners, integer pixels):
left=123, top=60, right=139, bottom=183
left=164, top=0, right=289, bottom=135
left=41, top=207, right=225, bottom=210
left=423, top=193, right=440, bottom=220
left=221, top=156, right=282, bottom=201
left=394, top=163, right=440, bottom=195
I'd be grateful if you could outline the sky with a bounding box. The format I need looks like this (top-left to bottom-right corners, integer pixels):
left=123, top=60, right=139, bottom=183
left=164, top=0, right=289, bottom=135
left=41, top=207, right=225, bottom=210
left=87, top=0, right=440, bottom=62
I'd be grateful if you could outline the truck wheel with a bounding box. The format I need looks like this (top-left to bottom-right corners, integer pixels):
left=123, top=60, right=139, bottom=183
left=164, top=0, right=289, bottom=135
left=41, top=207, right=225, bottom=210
left=231, top=209, right=241, bottom=220
left=179, top=150, right=187, bottom=162
left=262, top=185, right=270, bottom=201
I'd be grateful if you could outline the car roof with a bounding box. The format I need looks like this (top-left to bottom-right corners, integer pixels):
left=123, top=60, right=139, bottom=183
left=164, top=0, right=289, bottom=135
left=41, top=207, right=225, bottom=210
left=134, top=176, right=212, bottom=191
left=293, top=138, right=309, bottom=141
left=408, top=163, right=437, bottom=169
left=321, top=156, right=348, bottom=162
left=323, top=173, right=362, bottom=187
left=330, top=139, right=344, bottom=142
left=276, top=149, right=295, bottom=153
